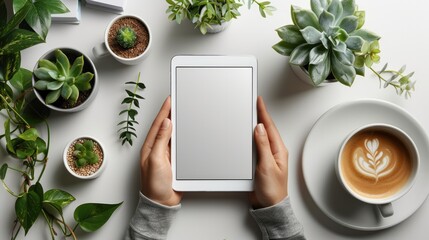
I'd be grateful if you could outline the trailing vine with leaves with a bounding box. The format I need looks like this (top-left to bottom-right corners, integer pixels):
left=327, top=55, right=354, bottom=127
left=118, top=72, right=146, bottom=146
left=0, top=0, right=121, bottom=239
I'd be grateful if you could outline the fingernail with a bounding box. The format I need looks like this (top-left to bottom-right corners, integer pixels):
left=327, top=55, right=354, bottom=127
left=257, top=123, right=266, bottom=136
left=161, top=118, right=170, bottom=129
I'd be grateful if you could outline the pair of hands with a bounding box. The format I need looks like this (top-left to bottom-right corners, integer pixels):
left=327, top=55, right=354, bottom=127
left=140, top=96, right=288, bottom=209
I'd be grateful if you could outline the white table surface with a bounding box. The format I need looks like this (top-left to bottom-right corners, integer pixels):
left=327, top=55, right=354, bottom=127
left=1, top=0, right=429, bottom=239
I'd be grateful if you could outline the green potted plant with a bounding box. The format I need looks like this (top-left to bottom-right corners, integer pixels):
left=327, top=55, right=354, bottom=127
left=32, top=48, right=99, bottom=112
left=166, top=0, right=276, bottom=34
left=273, top=0, right=415, bottom=97
left=0, top=1, right=121, bottom=238
left=64, top=136, right=106, bottom=179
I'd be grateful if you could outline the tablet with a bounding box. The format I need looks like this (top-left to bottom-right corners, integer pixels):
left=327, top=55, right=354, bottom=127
left=171, top=55, right=257, bottom=191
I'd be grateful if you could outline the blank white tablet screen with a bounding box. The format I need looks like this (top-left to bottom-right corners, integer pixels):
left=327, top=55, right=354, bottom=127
left=176, top=67, right=253, bottom=180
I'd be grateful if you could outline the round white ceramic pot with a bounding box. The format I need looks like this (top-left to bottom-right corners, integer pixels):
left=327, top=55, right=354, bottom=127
left=32, top=48, right=99, bottom=113
left=63, top=136, right=106, bottom=180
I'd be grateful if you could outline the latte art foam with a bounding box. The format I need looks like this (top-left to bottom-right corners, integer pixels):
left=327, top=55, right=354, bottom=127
left=341, top=130, right=413, bottom=199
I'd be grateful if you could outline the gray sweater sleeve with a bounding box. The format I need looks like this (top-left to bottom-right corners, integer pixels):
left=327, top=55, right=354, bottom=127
left=125, top=192, right=181, bottom=240
left=250, top=197, right=306, bottom=240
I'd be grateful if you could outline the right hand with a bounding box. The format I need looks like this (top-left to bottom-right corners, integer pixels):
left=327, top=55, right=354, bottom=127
left=249, top=96, right=289, bottom=209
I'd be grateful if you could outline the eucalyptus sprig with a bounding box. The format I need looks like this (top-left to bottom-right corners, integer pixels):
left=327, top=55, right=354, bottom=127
left=118, top=72, right=146, bottom=146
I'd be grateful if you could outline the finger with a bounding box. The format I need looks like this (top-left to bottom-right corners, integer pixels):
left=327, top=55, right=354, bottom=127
left=257, top=96, right=287, bottom=159
left=254, top=123, right=275, bottom=169
left=142, top=96, right=171, bottom=160
left=151, top=118, right=172, bottom=161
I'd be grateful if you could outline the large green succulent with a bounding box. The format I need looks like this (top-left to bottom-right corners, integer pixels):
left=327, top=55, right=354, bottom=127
left=34, top=49, right=94, bottom=105
left=274, top=0, right=380, bottom=86
left=273, top=0, right=415, bottom=97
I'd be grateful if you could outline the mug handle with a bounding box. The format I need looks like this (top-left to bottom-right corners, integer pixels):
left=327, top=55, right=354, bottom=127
left=377, top=203, right=394, bottom=217
left=92, top=42, right=109, bottom=59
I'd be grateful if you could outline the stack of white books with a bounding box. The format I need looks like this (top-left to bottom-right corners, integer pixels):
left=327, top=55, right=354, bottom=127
left=85, top=0, right=127, bottom=13
left=52, top=0, right=81, bottom=24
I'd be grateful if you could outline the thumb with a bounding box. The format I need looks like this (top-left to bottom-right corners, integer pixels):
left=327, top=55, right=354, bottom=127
left=254, top=123, right=273, bottom=167
left=151, top=118, right=172, bottom=156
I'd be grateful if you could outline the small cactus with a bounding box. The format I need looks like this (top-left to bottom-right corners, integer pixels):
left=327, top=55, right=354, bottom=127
left=116, top=26, right=137, bottom=49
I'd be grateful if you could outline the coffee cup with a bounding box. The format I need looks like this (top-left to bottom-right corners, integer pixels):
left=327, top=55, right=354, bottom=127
left=336, top=123, right=419, bottom=217
left=92, top=14, right=151, bottom=65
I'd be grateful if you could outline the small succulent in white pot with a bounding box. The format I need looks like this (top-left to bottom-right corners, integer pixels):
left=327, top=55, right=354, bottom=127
left=273, top=0, right=415, bottom=97
left=166, top=0, right=276, bottom=34
left=33, top=48, right=99, bottom=112
left=63, top=136, right=106, bottom=179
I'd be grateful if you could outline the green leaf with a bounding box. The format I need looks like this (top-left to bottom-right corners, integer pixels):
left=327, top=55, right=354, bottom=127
left=4, top=119, right=15, bottom=154
left=354, top=10, right=365, bottom=29
left=0, top=0, right=6, bottom=26
left=0, top=29, right=44, bottom=55
left=339, top=16, right=358, bottom=33
left=34, top=80, right=49, bottom=90
left=14, top=0, right=69, bottom=40
left=55, top=49, right=70, bottom=76
left=0, top=1, right=31, bottom=38
left=309, top=56, right=331, bottom=85
left=327, top=0, right=343, bottom=21
left=300, top=26, right=322, bottom=44
left=0, top=52, right=21, bottom=81
left=341, top=0, right=356, bottom=18
left=310, top=0, right=329, bottom=17
left=45, top=89, right=61, bottom=104
left=70, top=55, right=84, bottom=78
left=289, top=43, right=313, bottom=66
left=47, top=81, right=64, bottom=90
left=276, top=25, right=305, bottom=45
left=15, top=191, right=42, bottom=234
left=69, top=85, right=79, bottom=103
left=75, top=72, right=94, bottom=84
left=351, top=29, right=380, bottom=41
left=44, top=189, right=76, bottom=209
left=10, top=68, right=32, bottom=92
left=18, top=128, right=39, bottom=141
left=74, top=202, right=123, bottom=233
left=334, top=49, right=355, bottom=66
left=35, top=137, right=47, bottom=154
left=291, top=5, right=319, bottom=30
left=34, top=67, right=54, bottom=80
left=38, top=59, right=58, bottom=72
left=272, top=41, right=296, bottom=56
left=61, top=83, right=73, bottom=99
left=335, top=29, right=349, bottom=42
left=29, top=183, right=44, bottom=200
left=346, top=35, right=364, bottom=51
left=319, top=10, right=335, bottom=33
left=331, top=53, right=356, bottom=86
left=309, top=45, right=328, bottom=65
left=0, top=163, right=8, bottom=180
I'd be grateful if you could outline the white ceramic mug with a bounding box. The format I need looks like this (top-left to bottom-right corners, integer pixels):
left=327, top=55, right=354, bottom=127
left=336, top=123, right=419, bottom=217
left=92, top=14, right=151, bottom=65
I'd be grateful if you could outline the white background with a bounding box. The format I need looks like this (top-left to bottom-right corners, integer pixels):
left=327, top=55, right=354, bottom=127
left=1, top=0, right=428, bottom=239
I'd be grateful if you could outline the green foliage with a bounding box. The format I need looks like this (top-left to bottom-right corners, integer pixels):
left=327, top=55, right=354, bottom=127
left=34, top=49, right=94, bottom=105
left=73, top=139, right=100, bottom=167
left=118, top=72, right=146, bottom=146
left=166, top=0, right=276, bottom=34
left=116, top=26, right=137, bottom=49
left=273, top=0, right=415, bottom=97
left=74, top=202, right=123, bottom=232
left=0, top=2, right=120, bottom=239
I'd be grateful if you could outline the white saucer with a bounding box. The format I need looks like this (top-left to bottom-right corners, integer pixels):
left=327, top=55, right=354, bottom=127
left=302, top=99, right=429, bottom=231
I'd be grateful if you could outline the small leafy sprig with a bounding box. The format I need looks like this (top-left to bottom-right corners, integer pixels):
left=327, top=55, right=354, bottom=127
left=118, top=72, right=146, bottom=146
left=370, top=64, right=415, bottom=98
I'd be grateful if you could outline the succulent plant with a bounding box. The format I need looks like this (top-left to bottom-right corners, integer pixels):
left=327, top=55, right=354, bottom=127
left=273, top=0, right=415, bottom=97
left=116, top=26, right=137, bottom=49
left=73, top=140, right=99, bottom=168
left=34, top=49, right=94, bottom=105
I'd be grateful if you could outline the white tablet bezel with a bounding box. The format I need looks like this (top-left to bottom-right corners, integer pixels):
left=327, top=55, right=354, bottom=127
left=171, top=55, right=257, bottom=192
